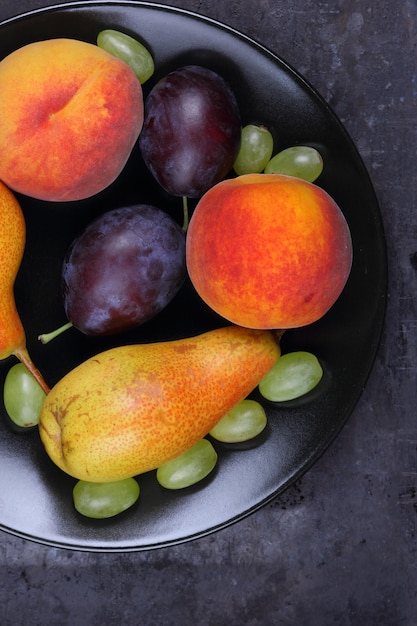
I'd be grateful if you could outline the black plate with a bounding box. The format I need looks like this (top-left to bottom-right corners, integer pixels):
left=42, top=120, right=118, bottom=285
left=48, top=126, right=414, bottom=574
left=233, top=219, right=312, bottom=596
left=0, top=1, right=386, bottom=552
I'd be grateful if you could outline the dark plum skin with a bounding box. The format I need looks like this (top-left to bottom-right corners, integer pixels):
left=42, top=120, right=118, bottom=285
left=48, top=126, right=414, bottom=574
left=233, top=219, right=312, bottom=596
left=139, top=65, right=241, bottom=198
left=62, top=204, right=186, bottom=336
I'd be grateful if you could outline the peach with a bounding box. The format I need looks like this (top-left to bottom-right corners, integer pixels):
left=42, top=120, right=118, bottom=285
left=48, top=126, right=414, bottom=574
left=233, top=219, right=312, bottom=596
left=0, top=38, right=143, bottom=202
left=186, top=173, right=353, bottom=329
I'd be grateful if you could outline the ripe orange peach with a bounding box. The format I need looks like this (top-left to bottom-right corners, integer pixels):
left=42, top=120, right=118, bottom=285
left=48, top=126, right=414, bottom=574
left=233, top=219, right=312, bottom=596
left=186, top=173, right=353, bottom=329
left=0, top=38, right=143, bottom=202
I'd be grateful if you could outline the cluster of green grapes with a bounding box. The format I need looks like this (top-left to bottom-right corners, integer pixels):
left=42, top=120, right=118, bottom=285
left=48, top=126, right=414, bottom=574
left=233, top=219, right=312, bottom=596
left=233, top=123, right=323, bottom=182
left=3, top=349, right=323, bottom=519
left=72, top=350, right=323, bottom=518
left=2, top=30, right=326, bottom=520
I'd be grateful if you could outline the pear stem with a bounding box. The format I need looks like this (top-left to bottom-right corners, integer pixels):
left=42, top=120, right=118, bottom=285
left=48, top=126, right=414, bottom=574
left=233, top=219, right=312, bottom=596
left=182, top=196, right=189, bottom=232
left=14, top=346, right=50, bottom=394
left=38, top=321, right=73, bottom=345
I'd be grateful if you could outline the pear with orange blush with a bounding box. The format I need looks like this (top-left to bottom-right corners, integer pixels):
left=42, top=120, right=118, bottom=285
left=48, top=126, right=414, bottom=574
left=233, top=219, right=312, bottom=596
left=0, top=181, right=49, bottom=394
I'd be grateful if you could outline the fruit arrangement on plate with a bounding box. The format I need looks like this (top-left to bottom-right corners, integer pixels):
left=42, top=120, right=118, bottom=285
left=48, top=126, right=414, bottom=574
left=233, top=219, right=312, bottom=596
left=0, top=26, right=354, bottom=522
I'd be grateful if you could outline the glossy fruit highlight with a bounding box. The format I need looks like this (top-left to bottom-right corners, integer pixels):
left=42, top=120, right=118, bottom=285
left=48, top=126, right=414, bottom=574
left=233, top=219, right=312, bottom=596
left=209, top=399, right=267, bottom=443
left=61, top=204, right=186, bottom=336
left=3, top=363, right=47, bottom=427
left=259, top=351, right=323, bottom=401
left=156, top=439, right=218, bottom=489
left=97, top=29, right=154, bottom=83
left=265, top=145, right=323, bottom=182
left=139, top=65, right=241, bottom=197
left=233, top=124, right=274, bottom=175
left=73, top=478, right=140, bottom=519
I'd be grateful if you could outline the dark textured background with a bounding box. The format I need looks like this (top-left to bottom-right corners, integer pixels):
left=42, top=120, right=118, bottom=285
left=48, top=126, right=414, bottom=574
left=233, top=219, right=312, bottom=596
left=0, top=1, right=414, bottom=624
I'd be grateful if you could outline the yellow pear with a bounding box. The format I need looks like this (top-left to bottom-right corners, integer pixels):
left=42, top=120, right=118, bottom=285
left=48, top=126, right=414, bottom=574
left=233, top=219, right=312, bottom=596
left=0, top=181, right=49, bottom=393
left=39, top=326, right=280, bottom=482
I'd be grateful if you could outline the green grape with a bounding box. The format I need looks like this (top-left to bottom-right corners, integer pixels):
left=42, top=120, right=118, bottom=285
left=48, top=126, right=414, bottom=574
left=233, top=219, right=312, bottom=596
left=209, top=399, right=267, bottom=443
left=97, top=29, right=154, bottom=84
left=264, top=146, right=323, bottom=182
left=3, top=363, right=47, bottom=427
left=259, top=351, right=323, bottom=402
left=73, top=477, right=140, bottom=519
left=156, top=439, right=217, bottom=490
left=233, top=124, right=274, bottom=175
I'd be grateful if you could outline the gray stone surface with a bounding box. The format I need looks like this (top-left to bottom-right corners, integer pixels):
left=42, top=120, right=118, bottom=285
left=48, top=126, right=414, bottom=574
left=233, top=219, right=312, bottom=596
left=0, top=0, right=415, bottom=624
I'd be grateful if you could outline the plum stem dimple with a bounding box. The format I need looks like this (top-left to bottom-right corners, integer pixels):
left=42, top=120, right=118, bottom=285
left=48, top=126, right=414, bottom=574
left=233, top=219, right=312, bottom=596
left=182, top=196, right=189, bottom=232
left=38, top=321, right=73, bottom=345
left=272, top=329, right=286, bottom=345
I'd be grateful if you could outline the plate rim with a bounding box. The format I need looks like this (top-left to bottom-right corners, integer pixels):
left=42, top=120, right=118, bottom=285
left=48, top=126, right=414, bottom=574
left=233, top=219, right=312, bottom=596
left=0, top=0, right=387, bottom=552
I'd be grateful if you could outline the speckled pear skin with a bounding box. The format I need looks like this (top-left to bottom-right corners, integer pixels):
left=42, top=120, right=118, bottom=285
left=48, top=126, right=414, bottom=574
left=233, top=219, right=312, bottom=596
left=0, top=181, right=26, bottom=360
left=0, top=181, right=49, bottom=393
left=39, top=326, right=280, bottom=482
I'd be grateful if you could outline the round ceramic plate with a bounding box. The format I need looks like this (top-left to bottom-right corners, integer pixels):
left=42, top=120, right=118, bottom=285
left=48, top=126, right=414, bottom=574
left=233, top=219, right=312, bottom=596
left=0, top=1, right=386, bottom=551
